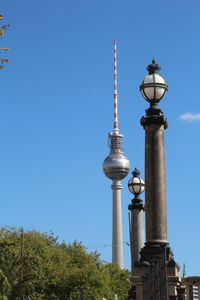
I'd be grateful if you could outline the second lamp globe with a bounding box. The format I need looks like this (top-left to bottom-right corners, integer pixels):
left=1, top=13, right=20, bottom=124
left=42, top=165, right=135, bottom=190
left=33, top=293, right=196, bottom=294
left=128, top=168, right=145, bottom=197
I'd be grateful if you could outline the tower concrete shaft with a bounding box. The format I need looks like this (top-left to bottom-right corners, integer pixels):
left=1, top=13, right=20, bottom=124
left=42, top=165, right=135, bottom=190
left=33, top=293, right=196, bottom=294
left=112, top=180, right=123, bottom=268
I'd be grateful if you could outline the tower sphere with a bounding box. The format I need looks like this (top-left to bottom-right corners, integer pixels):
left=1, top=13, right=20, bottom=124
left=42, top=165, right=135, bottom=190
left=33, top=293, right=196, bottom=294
left=103, top=152, right=130, bottom=180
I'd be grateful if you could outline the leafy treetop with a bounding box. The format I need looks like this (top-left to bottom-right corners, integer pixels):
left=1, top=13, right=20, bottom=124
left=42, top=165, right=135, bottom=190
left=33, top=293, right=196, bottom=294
left=0, top=227, right=130, bottom=300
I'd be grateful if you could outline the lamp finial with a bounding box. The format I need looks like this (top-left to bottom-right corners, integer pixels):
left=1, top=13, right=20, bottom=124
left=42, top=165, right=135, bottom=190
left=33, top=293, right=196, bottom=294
left=147, top=59, right=161, bottom=75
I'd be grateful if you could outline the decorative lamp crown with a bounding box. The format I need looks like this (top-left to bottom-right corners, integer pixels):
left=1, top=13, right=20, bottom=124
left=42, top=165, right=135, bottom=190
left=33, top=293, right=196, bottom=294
left=140, top=59, right=168, bottom=106
left=128, top=168, right=145, bottom=196
left=147, top=59, right=161, bottom=74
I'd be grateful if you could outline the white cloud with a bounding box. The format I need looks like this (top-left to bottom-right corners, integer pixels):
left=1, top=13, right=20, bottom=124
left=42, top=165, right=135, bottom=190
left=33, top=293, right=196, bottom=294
left=179, top=112, right=200, bottom=122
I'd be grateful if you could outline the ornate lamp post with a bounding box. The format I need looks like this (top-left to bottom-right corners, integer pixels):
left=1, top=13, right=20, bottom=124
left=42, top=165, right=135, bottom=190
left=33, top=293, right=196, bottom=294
left=140, top=59, right=169, bottom=261
left=128, top=168, right=145, bottom=271
left=129, top=60, right=181, bottom=300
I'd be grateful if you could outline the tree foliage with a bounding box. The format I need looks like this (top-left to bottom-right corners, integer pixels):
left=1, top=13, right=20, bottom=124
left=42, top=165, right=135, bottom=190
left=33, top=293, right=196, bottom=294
left=0, top=227, right=130, bottom=300
left=0, top=14, right=9, bottom=70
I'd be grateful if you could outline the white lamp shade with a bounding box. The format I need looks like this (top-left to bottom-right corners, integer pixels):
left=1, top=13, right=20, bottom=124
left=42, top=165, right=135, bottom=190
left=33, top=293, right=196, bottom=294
left=128, top=176, right=145, bottom=195
left=140, top=73, right=167, bottom=102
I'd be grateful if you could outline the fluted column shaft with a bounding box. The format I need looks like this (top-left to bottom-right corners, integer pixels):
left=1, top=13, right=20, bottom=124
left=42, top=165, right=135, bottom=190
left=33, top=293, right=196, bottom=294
left=145, top=122, right=167, bottom=243
left=141, top=108, right=168, bottom=248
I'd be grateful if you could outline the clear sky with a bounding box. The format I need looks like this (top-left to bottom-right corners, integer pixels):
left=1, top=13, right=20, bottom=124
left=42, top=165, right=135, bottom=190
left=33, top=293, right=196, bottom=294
left=1, top=0, right=200, bottom=276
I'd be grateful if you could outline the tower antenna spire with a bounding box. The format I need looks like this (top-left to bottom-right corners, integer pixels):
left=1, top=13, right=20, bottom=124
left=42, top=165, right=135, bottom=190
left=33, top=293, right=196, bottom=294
left=113, top=40, right=119, bottom=134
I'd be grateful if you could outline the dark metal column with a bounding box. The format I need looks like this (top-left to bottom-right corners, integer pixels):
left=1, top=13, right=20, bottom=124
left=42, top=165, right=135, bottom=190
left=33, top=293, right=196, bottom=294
left=140, top=107, right=168, bottom=260
left=129, top=199, right=145, bottom=271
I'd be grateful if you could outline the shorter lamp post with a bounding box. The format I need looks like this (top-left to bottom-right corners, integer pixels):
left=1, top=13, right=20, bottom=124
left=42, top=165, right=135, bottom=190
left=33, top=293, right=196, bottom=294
left=128, top=168, right=145, bottom=271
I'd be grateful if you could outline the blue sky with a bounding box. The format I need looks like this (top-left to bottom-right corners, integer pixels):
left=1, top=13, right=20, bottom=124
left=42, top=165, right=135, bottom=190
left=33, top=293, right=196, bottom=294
left=1, top=0, right=200, bottom=276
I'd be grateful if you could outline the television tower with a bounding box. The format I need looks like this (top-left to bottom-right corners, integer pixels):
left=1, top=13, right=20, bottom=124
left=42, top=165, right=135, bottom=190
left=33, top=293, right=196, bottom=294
left=103, top=40, right=130, bottom=269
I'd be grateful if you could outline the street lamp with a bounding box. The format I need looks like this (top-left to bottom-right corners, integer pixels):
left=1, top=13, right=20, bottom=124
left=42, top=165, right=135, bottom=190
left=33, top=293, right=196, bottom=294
left=130, top=60, right=181, bottom=300
left=128, top=168, right=145, bottom=273
left=139, top=59, right=168, bottom=108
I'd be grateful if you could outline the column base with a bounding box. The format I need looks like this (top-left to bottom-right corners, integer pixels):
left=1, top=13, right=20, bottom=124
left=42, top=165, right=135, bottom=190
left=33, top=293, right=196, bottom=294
left=140, top=241, right=177, bottom=266
left=128, top=261, right=181, bottom=299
